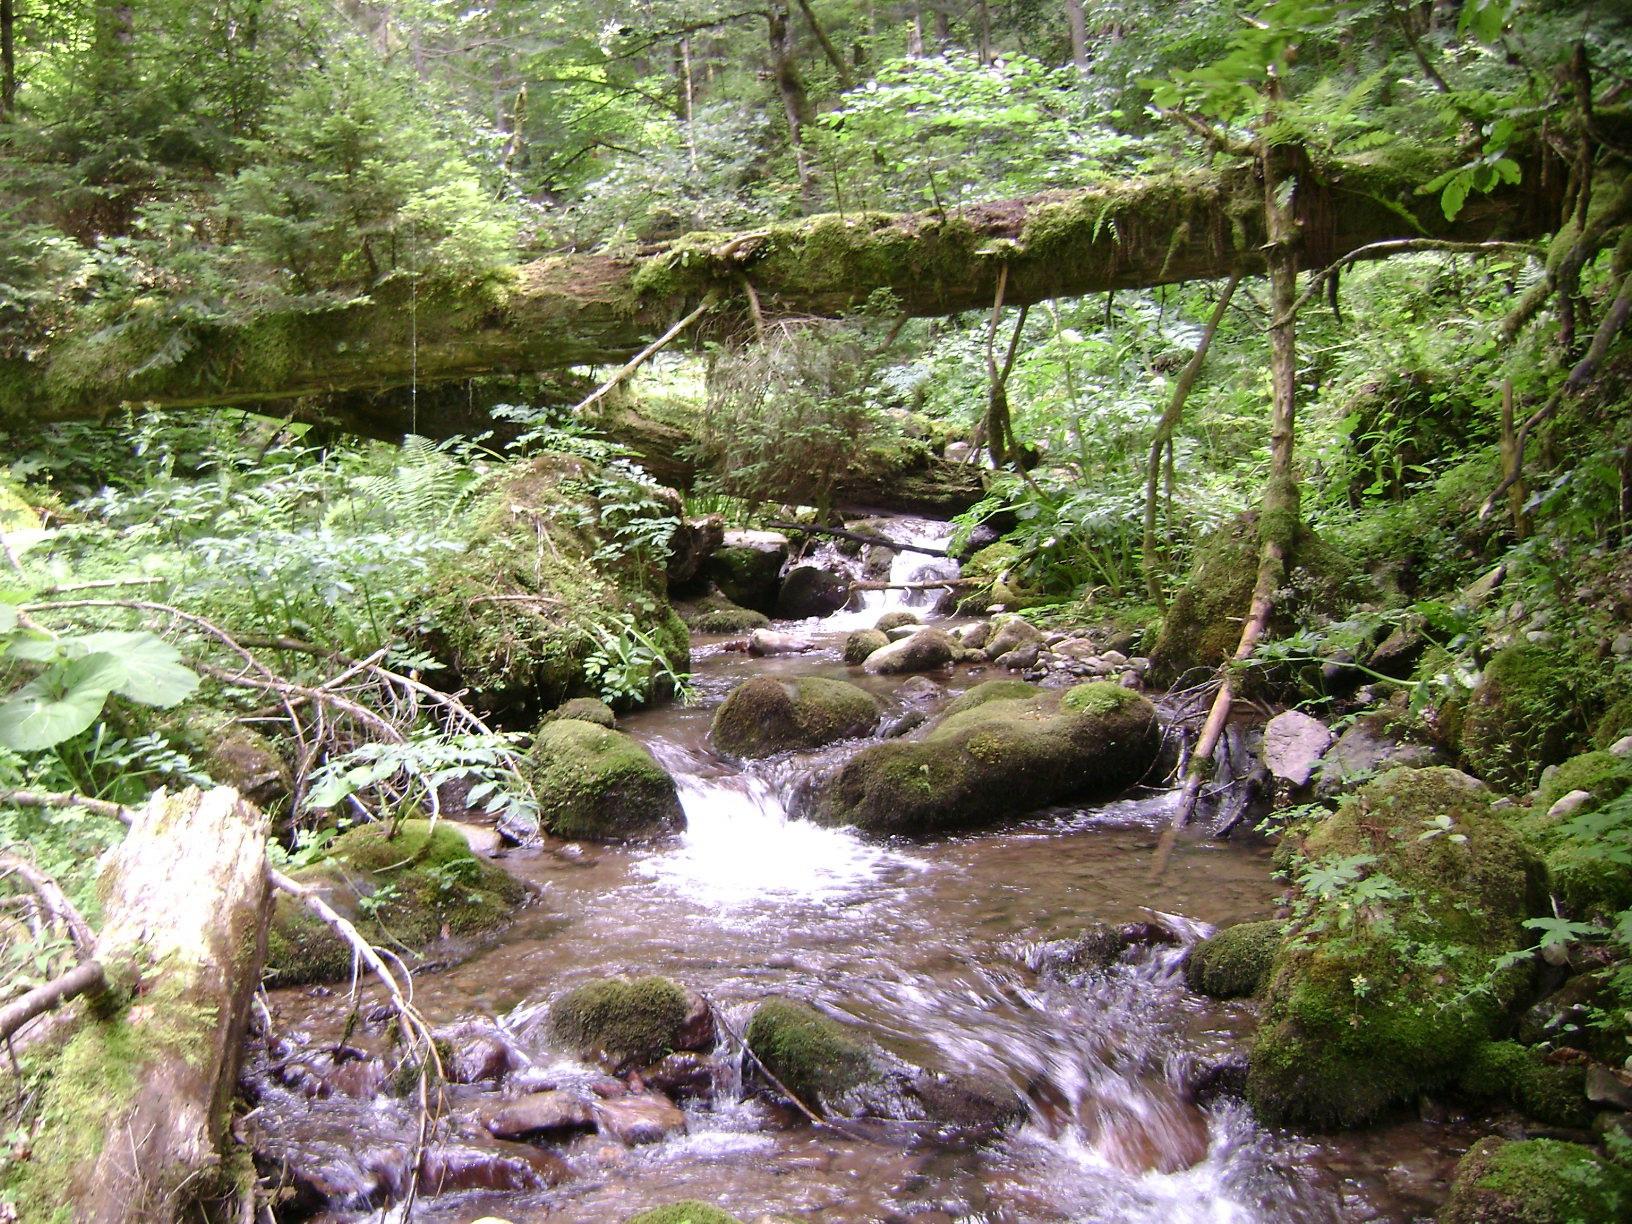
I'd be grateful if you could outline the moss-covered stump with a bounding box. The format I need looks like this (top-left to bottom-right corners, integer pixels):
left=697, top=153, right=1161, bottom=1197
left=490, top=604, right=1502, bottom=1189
left=1459, top=644, right=1601, bottom=792
left=416, top=454, right=689, bottom=723
left=710, top=676, right=880, bottom=758
left=1185, top=921, right=1282, bottom=999
left=524, top=719, right=683, bottom=841
left=807, top=681, right=1159, bottom=836
left=843, top=628, right=889, bottom=664
left=1246, top=768, right=1544, bottom=1130
left=1148, top=513, right=1358, bottom=685
left=266, top=819, right=525, bottom=985
left=550, top=976, right=702, bottom=1067
left=1455, top=1041, right=1592, bottom=1128
left=1439, top=1136, right=1632, bottom=1224
left=679, top=591, right=772, bottom=634
left=705, top=534, right=788, bottom=614
left=541, top=696, right=618, bottom=728
left=626, top=1203, right=745, bottom=1224
left=745, top=999, right=878, bottom=1109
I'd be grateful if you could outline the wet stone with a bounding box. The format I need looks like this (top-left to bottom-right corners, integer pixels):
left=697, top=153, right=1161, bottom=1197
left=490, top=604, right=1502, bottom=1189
left=641, top=1051, right=727, bottom=1102
left=594, top=1090, right=688, bottom=1145
left=482, top=1089, right=596, bottom=1140
left=435, top=1021, right=526, bottom=1084
left=417, top=1138, right=570, bottom=1195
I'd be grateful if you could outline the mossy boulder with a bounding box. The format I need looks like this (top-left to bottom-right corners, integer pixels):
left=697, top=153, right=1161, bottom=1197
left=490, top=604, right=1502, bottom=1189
left=1455, top=1041, right=1592, bottom=1128
left=705, top=535, right=787, bottom=614
left=626, top=1203, right=745, bottom=1224
left=1517, top=753, right=1632, bottom=916
left=550, top=975, right=695, bottom=1066
left=417, top=454, right=687, bottom=722
left=524, top=719, right=683, bottom=841
left=680, top=591, right=771, bottom=634
left=1460, top=644, right=1601, bottom=792
left=1439, top=1136, right=1632, bottom=1224
left=1149, top=513, right=1358, bottom=685
left=1594, top=693, right=1632, bottom=749
left=939, top=678, right=1037, bottom=719
left=1185, top=921, right=1282, bottom=999
left=843, top=628, right=889, bottom=664
left=266, top=819, right=525, bottom=985
left=1246, top=767, right=1544, bottom=1130
left=873, top=610, right=918, bottom=633
left=982, top=614, right=1044, bottom=662
left=808, top=681, right=1159, bottom=836
left=745, top=999, right=877, bottom=1109
left=541, top=697, right=617, bottom=728
left=1534, top=750, right=1632, bottom=816
left=861, top=626, right=957, bottom=675
left=709, top=676, right=880, bottom=758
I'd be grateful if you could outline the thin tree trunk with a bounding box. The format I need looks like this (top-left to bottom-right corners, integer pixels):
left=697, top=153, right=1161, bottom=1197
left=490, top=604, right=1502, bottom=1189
left=1064, top=0, right=1089, bottom=71
left=908, top=3, right=923, bottom=57
left=978, top=0, right=992, bottom=65
left=1, top=0, right=16, bottom=121
left=680, top=38, right=699, bottom=172
left=793, top=0, right=853, bottom=88
left=1498, top=378, right=1530, bottom=540
left=933, top=4, right=950, bottom=50
left=768, top=2, right=817, bottom=208
left=1143, top=274, right=1240, bottom=605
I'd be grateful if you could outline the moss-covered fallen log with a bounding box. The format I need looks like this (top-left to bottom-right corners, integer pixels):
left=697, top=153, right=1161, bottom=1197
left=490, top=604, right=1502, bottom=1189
left=0, top=147, right=1563, bottom=437
left=5, top=786, right=270, bottom=1223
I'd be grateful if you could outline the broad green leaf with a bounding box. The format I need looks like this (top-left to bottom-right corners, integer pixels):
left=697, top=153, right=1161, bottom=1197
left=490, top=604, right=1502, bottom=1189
left=64, top=631, right=199, bottom=707
left=0, top=654, right=123, bottom=751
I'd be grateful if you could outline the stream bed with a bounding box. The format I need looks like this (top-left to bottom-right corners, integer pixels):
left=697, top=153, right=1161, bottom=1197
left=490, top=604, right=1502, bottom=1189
left=249, top=521, right=1483, bottom=1223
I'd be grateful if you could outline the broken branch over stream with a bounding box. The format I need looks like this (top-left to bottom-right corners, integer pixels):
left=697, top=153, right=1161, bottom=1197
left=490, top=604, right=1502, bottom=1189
left=1, top=146, right=1564, bottom=436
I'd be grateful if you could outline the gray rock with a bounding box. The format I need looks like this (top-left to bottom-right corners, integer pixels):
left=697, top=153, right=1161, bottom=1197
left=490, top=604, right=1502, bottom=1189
left=483, top=1090, right=596, bottom=1140
left=1317, top=714, right=1441, bottom=797
left=1546, top=789, right=1594, bottom=821
left=995, top=644, right=1040, bottom=671
left=666, top=514, right=725, bottom=592
left=1614, top=633, right=1632, bottom=657
left=955, top=621, right=992, bottom=650
left=776, top=565, right=851, bottom=619
left=983, top=615, right=1044, bottom=661
left=1587, top=1065, right=1632, bottom=1112
left=863, top=627, right=957, bottom=675
left=748, top=628, right=816, bottom=656
left=1261, top=710, right=1334, bottom=788
left=1611, top=735, right=1632, bottom=758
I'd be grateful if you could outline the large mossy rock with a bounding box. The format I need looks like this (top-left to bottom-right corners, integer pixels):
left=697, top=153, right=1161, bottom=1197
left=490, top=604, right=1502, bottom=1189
left=807, top=680, right=1159, bottom=836
left=1515, top=750, right=1632, bottom=916
left=266, top=819, right=525, bottom=985
left=550, top=975, right=700, bottom=1066
left=709, top=676, right=880, bottom=758
left=1439, top=1136, right=1632, bottom=1224
left=861, top=626, right=957, bottom=675
left=1149, top=512, right=1357, bottom=685
left=525, top=719, right=683, bottom=841
left=1246, top=767, right=1544, bottom=1130
left=417, top=454, right=688, bottom=722
left=1185, top=921, right=1282, bottom=999
left=1458, top=643, right=1600, bottom=792
left=1454, top=1040, right=1592, bottom=1128
left=679, top=591, right=772, bottom=634
left=843, top=628, right=889, bottom=664
left=744, top=999, right=877, bottom=1109
left=705, top=531, right=788, bottom=614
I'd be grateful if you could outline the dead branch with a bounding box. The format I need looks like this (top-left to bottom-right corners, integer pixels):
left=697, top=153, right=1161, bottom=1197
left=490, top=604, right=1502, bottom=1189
left=766, top=521, right=949, bottom=557
left=0, top=788, right=134, bottom=824
left=1277, top=239, right=1540, bottom=329
left=570, top=296, right=716, bottom=416
left=0, top=853, right=95, bottom=956
left=0, top=961, right=106, bottom=1045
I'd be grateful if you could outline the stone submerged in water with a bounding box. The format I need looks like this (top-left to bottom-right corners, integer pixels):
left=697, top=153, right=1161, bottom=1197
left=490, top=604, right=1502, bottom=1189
left=594, top=1090, right=688, bottom=1145
left=862, top=626, right=957, bottom=675
left=550, top=975, right=713, bottom=1068
left=709, top=675, right=880, bottom=758
left=482, top=1089, right=596, bottom=1140
left=808, top=680, right=1159, bottom=836
left=524, top=718, right=684, bottom=842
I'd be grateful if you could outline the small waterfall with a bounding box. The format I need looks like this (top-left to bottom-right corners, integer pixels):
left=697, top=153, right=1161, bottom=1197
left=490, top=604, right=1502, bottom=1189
left=806, top=516, right=961, bottom=630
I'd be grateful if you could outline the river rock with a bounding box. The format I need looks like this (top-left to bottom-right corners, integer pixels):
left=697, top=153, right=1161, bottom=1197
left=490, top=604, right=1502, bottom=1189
left=678, top=592, right=770, bottom=634
left=418, top=1139, right=569, bottom=1195
left=875, top=610, right=921, bottom=633
left=776, top=565, right=851, bottom=619
left=862, top=544, right=895, bottom=577
left=706, top=531, right=788, bottom=613
left=1439, top=1137, right=1632, bottom=1224
left=908, top=1070, right=1027, bottom=1134
left=862, top=627, right=957, bottom=675
left=550, top=976, right=711, bottom=1068
left=745, top=998, right=878, bottom=1109
left=541, top=696, right=617, bottom=728
left=1315, top=711, right=1442, bottom=797
left=436, top=1021, right=527, bottom=1084
left=666, top=515, right=725, bottom=594
left=710, top=676, right=880, bottom=758
left=524, top=719, right=683, bottom=842
left=1260, top=710, right=1334, bottom=788
left=272, top=1048, right=388, bottom=1100
left=843, top=628, right=888, bottom=664
left=954, top=621, right=992, bottom=650
left=594, top=1091, right=687, bottom=1145
left=747, top=628, right=816, bottom=656
left=994, top=643, right=1040, bottom=671
left=808, top=681, right=1159, bottom=836
left=640, top=1051, right=726, bottom=1102
left=982, top=615, right=1044, bottom=661
left=482, top=1090, right=596, bottom=1140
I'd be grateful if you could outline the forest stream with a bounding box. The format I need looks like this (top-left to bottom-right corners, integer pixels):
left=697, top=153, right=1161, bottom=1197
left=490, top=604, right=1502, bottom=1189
left=243, top=520, right=1483, bottom=1224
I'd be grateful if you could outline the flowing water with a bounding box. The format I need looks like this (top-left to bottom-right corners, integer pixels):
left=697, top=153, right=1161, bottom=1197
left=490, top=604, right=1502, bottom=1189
left=249, top=519, right=1481, bottom=1223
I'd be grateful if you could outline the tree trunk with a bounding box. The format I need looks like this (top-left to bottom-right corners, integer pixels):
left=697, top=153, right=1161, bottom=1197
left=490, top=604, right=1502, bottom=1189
left=794, top=0, right=853, bottom=88
left=767, top=2, right=817, bottom=208
left=1, top=0, right=15, bottom=121
left=7, top=787, right=271, bottom=1224
left=1063, top=0, right=1089, bottom=71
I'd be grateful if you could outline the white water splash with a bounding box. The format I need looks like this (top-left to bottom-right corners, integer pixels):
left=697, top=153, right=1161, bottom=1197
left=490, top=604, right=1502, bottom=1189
left=809, top=517, right=961, bottom=631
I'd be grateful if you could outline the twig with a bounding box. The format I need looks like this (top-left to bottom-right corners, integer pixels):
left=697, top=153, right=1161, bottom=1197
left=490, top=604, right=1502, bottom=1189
left=570, top=297, right=716, bottom=416
left=0, top=853, right=95, bottom=956
left=1275, top=240, right=1539, bottom=329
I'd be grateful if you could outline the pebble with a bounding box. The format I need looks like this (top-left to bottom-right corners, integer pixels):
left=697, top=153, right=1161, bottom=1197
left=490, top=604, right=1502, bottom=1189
left=1611, top=736, right=1632, bottom=757
left=1614, top=633, right=1632, bottom=657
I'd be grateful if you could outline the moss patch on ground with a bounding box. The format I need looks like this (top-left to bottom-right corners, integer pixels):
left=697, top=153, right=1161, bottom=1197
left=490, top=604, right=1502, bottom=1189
left=550, top=975, right=691, bottom=1066
left=1459, top=643, right=1602, bottom=793
left=524, top=718, right=683, bottom=841
left=1185, top=920, right=1282, bottom=999
left=265, top=818, right=525, bottom=985
left=625, top=1203, right=745, bottom=1224
left=1246, top=767, right=1543, bottom=1129
left=808, top=681, right=1158, bottom=835
left=744, top=998, right=877, bottom=1109
left=679, top=591, right=771, bottom=634
left=1440, top=1136, right=1632, bottom=1224
left=709, top=676, right=880, bottom=758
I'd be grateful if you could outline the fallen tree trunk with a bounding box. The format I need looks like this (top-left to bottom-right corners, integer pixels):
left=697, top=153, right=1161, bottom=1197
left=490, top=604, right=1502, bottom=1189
left=7, top=786, right=270, bottom=1224
left=0, top=145, right=1565, bottom=437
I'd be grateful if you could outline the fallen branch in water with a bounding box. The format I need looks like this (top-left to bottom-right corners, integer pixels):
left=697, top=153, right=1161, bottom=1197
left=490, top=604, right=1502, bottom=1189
left=766, top=520, right=951, bottom=557
left=846, top=577, right=978, bottom=592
